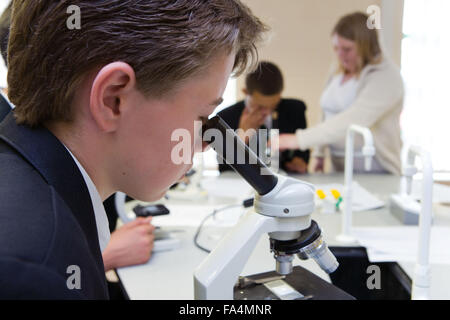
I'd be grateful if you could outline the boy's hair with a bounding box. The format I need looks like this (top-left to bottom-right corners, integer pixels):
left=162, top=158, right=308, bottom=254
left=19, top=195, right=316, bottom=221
left=0, top=3, right=11, bottom=67
left=8, top=0, right=267, bottom=127
left=245, top=61, right=284, bottom=96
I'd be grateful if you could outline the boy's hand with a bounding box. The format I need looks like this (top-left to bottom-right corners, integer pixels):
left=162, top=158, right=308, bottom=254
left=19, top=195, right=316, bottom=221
left=102, top=217, right=155, bottom=271
left=238, top=106, right=267, bottom=133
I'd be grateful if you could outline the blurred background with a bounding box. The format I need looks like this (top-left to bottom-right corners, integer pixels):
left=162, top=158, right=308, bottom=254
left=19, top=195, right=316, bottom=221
left=211, top=0, right=449, bottom=176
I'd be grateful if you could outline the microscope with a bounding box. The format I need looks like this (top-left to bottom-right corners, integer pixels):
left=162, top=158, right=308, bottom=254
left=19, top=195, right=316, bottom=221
left=336, top=124, right=375, bottom=244
left=194, top=116, right=339, bottom=300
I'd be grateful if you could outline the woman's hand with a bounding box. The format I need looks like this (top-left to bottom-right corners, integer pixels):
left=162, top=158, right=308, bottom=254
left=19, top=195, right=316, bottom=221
left=277, top=133, right=300, bottom=151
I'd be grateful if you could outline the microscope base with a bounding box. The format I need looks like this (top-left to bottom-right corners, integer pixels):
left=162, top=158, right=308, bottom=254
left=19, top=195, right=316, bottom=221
left=233, top=266, right=354, bottom=300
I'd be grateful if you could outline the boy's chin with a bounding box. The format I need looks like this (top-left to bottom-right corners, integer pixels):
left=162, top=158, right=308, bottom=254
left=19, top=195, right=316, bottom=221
left=131, top=188, right=168, bottom=203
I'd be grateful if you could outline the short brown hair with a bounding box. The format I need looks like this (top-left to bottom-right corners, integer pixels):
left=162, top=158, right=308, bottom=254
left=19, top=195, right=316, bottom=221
left=333, top=12, right=382, bottom=74
left=8, top=0, right=267, bottom=127
left=245, top=61, right=284, bottom=95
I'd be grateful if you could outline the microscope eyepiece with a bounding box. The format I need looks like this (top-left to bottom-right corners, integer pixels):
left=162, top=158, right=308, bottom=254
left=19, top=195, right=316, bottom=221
left=202, top=116, right=278, bottom=196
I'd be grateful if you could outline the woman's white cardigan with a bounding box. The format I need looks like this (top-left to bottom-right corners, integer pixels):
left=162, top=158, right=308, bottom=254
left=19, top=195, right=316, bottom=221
left=296, top=57, right=405, bottom=175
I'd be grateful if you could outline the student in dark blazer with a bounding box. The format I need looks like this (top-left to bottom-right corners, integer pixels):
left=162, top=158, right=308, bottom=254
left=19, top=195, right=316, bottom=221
left=0, top=1, right=265, bottom=299
left=1, top=5, right=110, bottom=298
left=0, top=4, right=153, bottom=300
left=217, top=61, right=310, bottom=173
left=0, top=113, right=110, bottom=298
left=0, top=91, right=10, bottom=119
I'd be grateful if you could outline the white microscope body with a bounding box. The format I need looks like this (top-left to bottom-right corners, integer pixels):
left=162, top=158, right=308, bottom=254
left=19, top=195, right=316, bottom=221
left=194, top=174, right=338, bottom=299
left=194, top=116, right=339, bottom=300
left=336, top=125, right=375, bottom=244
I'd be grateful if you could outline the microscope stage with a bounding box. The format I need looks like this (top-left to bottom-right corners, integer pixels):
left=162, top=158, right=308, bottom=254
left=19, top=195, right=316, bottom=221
left=234, top=266, right=354, bottom=300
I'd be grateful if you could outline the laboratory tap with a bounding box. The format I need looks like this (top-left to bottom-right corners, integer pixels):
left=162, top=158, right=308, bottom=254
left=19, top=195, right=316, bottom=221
left=194, top=116, right=338, bottom=300
left=336, top=125, right=375, bottom=244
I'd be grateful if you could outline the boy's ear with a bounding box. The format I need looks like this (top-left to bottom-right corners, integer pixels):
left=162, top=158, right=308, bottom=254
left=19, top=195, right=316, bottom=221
left=242, top=88, right=249, bottom=96
left=89, top=62, right=137, bottom=132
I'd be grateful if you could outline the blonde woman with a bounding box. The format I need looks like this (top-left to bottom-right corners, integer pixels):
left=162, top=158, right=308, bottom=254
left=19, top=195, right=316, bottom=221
left=278, top=12, right=404, bottom=174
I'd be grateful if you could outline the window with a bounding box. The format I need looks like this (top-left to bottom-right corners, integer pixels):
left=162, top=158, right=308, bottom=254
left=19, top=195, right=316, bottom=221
left=401, top=0, right=450, bottom=172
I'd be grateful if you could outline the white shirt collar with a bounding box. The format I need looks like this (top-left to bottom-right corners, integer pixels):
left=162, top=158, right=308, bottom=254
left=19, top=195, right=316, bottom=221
left=64, top=147, right=111, bottom=252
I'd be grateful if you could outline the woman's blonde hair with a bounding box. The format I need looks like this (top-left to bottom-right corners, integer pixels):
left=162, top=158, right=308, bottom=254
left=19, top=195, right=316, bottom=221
left=333, top=12, right=382, bottom=74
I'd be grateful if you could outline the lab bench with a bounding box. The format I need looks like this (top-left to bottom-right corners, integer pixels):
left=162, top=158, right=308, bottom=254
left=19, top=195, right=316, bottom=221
left=116, top=172, right=450, bottom=300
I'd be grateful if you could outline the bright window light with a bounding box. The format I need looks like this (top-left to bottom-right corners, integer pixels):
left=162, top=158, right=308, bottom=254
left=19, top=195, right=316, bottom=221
left=401, top=0, right=450, bottom=172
